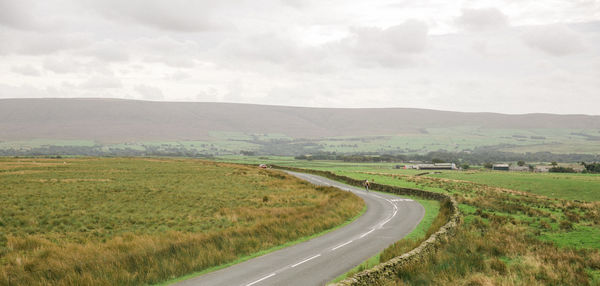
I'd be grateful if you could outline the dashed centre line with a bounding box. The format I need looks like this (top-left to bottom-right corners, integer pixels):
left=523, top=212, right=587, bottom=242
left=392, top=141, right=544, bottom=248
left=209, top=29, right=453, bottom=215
left=359, top=229, right=375, bottom=238
left=290, top=254, right=321, bottom=268
left=244, top=273, right=276, bottom=286
left=331, top=240, right=353, bottom=251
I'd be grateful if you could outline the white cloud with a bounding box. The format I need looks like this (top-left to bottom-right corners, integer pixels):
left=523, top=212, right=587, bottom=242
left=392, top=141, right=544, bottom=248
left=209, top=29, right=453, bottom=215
left=135, top=84, right=164, bottom=100
left=0, top=0, right=599, bottom=114
left=43, top=57, right=84, bottom=74
left=522, top=24, right=584, bottom=56
left=79, top=75, right=123, bottom=89
left=11, top=65, right=41, bottom=76
left=456, top=8, right=508, bottom=31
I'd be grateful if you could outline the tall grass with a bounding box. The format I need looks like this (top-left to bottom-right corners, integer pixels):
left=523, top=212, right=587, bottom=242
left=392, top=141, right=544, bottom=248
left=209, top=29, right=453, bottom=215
left=328, top=167, right=600, bottom=284
left=0, top=158, right=363, bottom=285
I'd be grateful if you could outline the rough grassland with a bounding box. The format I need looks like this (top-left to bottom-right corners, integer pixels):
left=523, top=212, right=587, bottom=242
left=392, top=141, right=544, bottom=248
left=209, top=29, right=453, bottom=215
left=0, top=157, right=363, bottom=285
left=227, top=157, right=600, bottom=285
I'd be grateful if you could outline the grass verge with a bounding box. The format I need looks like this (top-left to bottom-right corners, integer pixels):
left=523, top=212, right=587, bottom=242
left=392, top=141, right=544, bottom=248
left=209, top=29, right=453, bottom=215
left=330, top=195, right=440, bottom=283
left=160, top=205, right=366, bottom=285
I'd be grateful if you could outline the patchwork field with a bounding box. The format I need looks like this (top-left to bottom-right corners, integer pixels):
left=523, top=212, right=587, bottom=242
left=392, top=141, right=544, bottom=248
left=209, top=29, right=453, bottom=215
left=0, top=157, right=363, bottom=285
left=2, top=126, right=600, bottom=157
left=223, top=157, right=600, bottom=284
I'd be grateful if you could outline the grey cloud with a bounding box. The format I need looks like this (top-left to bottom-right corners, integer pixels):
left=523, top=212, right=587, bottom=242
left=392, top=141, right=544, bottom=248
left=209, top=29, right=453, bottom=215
left=168, top=71, right=191, bottom=81
left=136, top=37, right=201, bottom=68
left=135, top=84, right=164, bottom=100
left=79, top=75, right=123, bottom=89
left=11, top=65, right=41, bottom=76
left=522, top=24, right=584, bottom=56
left=89, top=0, right=228, bottom=32
left=456, top=8, right=508, bottom=32
left=80, top=40, right=129, bottom=62
left=223, top=80, right=244, bottom=102
left=0, top=83, right=60, bottom=98
left=14, top=32, right=91, bottom=55
left=0, top=0, right=37, bottom=30
left=346, top=20, right=429, bottom=67
left=43, top=57, right=84, bottom=74
left=196, top=87, right=219, bottom=101
left=43, top=57, right=111, bottom=74
left=222, top=33, right=300, bottom=65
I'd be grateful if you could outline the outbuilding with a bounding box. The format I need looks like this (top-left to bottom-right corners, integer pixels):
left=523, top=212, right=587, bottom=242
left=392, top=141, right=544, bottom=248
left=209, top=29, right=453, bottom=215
left=492, top=164, right=510, bottom=171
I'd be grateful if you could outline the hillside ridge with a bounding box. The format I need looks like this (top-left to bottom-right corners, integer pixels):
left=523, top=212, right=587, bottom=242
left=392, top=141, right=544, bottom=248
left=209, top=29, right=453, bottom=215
left=1, top=98, right=599, bottom=142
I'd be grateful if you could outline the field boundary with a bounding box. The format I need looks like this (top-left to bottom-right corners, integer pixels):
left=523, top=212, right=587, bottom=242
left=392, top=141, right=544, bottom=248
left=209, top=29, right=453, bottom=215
left=271, top=165, right=461, bottom=286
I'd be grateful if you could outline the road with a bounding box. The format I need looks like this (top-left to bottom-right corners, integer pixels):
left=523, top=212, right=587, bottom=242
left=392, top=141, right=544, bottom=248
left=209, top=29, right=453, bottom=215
left=176, top=171, right=424, bottom=286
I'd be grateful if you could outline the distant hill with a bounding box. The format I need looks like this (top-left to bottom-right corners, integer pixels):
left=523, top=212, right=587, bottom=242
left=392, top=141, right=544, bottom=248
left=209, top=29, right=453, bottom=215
left=2, top=98, right=600, bottom=142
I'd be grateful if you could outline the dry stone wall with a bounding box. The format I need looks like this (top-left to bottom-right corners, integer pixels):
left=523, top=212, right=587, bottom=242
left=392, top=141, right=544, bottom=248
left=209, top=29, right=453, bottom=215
left=272, top=166, right=461, bottom=286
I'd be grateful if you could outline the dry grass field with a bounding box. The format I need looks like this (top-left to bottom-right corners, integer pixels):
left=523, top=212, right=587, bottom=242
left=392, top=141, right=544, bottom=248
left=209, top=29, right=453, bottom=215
left=0, top=157, right=363, bottom=285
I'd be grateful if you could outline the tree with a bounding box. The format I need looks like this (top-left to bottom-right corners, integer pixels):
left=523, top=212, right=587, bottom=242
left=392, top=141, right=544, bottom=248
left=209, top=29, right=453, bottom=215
left=461, top=163, right=470, bottom=170
left=483, top=162, right=493, bottom=169
left=517, top=160, right=525, bottom=166
left=551, top=161, right=558, bottom=166
left=581, top=162, right=600, bottom=173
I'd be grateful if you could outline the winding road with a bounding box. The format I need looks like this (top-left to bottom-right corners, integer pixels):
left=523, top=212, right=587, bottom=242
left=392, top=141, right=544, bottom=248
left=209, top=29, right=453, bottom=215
left=176, top=171, right=424, bottom=286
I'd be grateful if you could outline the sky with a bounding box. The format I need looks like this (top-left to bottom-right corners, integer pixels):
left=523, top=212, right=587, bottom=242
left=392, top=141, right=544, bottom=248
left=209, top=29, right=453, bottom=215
left=1, top=0, right=599, bottom=114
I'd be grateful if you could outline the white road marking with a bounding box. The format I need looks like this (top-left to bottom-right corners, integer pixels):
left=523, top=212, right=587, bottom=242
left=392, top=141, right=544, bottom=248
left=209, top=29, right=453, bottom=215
left=290, top=254, right=321, bottom=268
left=331, top=240, right=353, bottom=250
left=391, top=198, right=414, bottom=202
left=245, top=273, right=276, bottom=286
left=359, top=229, right=375, bottom=238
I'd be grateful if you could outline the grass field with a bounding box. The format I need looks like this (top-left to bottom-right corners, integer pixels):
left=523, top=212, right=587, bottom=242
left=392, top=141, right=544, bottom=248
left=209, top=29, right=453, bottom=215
left=3, top=127, right=600, bottom=156
left=219, top=156, right=600, bottom=201
left=424, top=171, right=600, bottom=202
left=223, top=157, right=600, bottom=284
left=0, top=157, right=363, bottom=285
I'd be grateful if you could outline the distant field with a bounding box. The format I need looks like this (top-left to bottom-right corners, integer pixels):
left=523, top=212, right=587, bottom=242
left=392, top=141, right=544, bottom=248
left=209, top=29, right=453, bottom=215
left=0, top=157, right=363, bottom=285
left=2, top=127, right=600, bottom=156
left=220, top=156, right=600, bottom=202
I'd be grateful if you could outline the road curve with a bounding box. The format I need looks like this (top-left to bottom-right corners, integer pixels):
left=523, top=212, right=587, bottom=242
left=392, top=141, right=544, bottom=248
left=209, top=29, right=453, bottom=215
left=175, top=171, right=425, bottom=286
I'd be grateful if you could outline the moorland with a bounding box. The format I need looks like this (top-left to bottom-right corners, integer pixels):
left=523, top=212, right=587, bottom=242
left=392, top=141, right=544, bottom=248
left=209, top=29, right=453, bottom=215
left=0, top=157, right=363, bottom=285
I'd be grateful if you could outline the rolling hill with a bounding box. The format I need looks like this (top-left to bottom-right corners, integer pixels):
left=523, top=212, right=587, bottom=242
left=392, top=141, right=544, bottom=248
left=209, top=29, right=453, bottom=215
left=1, top=98, right=600, bottom=141
left=1, top=98, right=599, bottom=156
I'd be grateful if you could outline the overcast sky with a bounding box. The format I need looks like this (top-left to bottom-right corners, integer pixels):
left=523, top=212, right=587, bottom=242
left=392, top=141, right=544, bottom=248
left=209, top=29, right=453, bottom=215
left=1, top=0, right=599, bottom=114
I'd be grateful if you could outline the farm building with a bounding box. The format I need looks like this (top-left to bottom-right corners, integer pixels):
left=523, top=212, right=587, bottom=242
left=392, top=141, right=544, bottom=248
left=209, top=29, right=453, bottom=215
left=397, top=165, right=419, bottom=169
left=417, top=163, right=457, bottom=170
left=509, top=166, right=530, bottom=172
left=492, top=164, right=510, bottom=171
left=534, top=166, right=551, bottom=173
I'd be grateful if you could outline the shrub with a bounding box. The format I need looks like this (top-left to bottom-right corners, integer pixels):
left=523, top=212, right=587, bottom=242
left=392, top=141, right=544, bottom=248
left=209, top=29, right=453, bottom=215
left=549, top=166, right=577, bottom=173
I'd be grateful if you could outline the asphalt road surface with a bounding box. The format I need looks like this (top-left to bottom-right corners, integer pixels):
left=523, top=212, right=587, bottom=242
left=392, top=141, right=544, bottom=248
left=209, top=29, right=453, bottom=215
left=176, top=171, right=425, bottom=286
